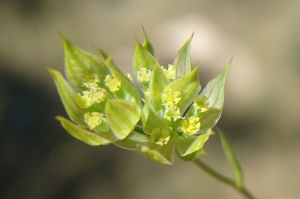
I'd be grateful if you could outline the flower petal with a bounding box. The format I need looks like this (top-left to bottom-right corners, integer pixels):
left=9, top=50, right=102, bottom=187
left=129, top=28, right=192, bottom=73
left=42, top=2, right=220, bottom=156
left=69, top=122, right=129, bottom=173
left=106, top=99, right=141, bottom=139
left=56, top=116, right=115, bottom=146
left=114, top=131, right=151, bottom=150
left=48, top=69, right=86, bottom=127
left=199, top=61, right=231, bottom=132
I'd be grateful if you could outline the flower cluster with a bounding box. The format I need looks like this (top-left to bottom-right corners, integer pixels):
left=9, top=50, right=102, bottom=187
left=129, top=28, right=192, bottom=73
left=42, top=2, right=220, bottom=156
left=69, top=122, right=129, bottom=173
left=49, top=32, right=230, bottom=164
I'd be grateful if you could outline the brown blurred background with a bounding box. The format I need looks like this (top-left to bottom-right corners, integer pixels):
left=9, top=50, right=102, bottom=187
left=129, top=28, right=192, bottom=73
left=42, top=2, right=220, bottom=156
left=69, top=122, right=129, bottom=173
left=1, top=0, right=300, bottom=198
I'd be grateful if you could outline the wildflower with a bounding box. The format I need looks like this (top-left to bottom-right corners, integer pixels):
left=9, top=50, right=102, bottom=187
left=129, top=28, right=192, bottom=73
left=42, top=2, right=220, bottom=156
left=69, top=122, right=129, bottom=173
left=105, top=74, right=121, bottom=92
left=49, top=32, right=230, bottom=165
left=181, top=116, right=200, bottom=135
left=137, top=68, right=152, bottom=83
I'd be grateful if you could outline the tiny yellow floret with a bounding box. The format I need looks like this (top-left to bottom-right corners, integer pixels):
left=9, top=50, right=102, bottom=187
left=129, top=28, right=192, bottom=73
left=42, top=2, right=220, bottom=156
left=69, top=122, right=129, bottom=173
left=84, top=112, right=104, bottom=130
left=82, top=74, right=100, bottom=89
left=89, top=87, right=107, bottom=103
left=193, top=95, right=209, bottom=113
left=105, top=74, right=121, bottom=92
left=137, top=68, right=152, bottom=83
left=181, top=116, right=200, bottom=135
left=164, top=104, right=181, bottom=121
left=162, top=64, right=176, bottom=80
left=75, top=91, right=92, bottom=109
left=161, top=88, right=181, bottom=106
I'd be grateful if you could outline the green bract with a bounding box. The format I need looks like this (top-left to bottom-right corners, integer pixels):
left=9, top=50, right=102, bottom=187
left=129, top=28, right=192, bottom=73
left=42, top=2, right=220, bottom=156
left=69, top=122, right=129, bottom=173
left=49, top=32, right=230, bottom=165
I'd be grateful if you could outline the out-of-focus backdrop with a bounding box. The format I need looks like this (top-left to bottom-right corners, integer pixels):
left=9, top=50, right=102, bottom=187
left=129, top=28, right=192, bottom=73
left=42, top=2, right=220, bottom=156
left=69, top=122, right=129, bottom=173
left=1, top=0, right=300, bottom=198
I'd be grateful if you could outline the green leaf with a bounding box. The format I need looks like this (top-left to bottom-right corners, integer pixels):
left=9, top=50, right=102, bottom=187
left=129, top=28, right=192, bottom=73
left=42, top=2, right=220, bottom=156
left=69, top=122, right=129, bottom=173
left=218, top=129, right=244, bottom=188
left=165, top=66, right=200, bottom=112
left=48, top=69, right=86, bottom=127
left=56, top=116, right=116, bottom=146
left=61, top=35, right=110, bottom=91
left=141, top=102, right=169, bottom=135
left=173, top=34, right=193, bottom=79
left=106, top=99, right=141, bottom=139
left=176, top=129, right=213, bottom=156
left=114, top=131, right=151, bottom=150
left=148, top=64, right=170, bottom=114
left=132, top=40, right=157, bottom=75
left=199, top=61, right=231, bottom=132
left=142, top=28, right=155, bottom=56
left=175, top=147, right=206, bottom=162
left=137, top=141, right=174, bottom=165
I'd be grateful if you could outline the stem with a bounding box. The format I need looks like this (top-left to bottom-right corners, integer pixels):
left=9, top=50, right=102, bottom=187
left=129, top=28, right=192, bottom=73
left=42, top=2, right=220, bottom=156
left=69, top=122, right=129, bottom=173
left=193, top=158, right=256, bottom=199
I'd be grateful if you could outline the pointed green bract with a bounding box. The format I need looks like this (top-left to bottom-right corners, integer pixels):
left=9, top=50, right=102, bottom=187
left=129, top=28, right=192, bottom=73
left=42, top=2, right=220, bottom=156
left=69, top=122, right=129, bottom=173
left=175, top=147, right=206, bottom=162
left=219, top=129, right=244, bottom=188
left=48, top=69, right=86, bottom=127
left=173, top=34, right=193, bottom=79
left=176, top=129, right=213, bottom=156
left=56, top=116, right=115, bottom=146
left=199, top=62, right=230, bottom=132
left=106, top=99, right=141, bottom=139
left=165, top=66, right=200, bottom=112
left=148, top=64, right=170, bottom=114
left=141, top=102, right=169, bottom=134
left=62, top=35, right=110, bottom=91
left=142, top=28, right=155, bottom=56
left=114, top=131, right=150, bottom=150
left=132, top=41, right=157, bottom=76
left=137, top=142, right=174, bottom=165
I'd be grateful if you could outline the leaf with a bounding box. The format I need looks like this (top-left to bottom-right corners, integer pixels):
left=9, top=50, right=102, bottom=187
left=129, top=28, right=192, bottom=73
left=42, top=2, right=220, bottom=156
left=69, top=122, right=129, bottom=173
left=137, top=141, right=174, bottom=165
left=114, top=131, right=151, bottom=150
left=142, top=27, right=155, bottom=56
left=61, top=35, right=110, bottom=91
left=175, top=148, right=206, bottom=162
left=173, top=34, right=193, bottom=79
left=148, top=64, right=170, bottom=114
left=106, top=99, right=141, bottom=139
left=176, top=129, right=213, bottom=156
left=141, top=102, right=169, bottom=135
left=165, top=66, right=200, bottom=112
left=56, top=116, right=116, bottom=146
left=132, top=40, right=157, bottom=75
left=218, top=129, right=244, bottom=188
left=199, top=61, right=231, bottom=132
left=48, top=69, right=86, bottom=127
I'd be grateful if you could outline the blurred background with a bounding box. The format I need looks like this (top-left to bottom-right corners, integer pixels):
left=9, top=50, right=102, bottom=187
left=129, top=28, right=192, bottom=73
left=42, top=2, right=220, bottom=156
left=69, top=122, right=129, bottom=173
left=1, top=0, right=300, bottom=198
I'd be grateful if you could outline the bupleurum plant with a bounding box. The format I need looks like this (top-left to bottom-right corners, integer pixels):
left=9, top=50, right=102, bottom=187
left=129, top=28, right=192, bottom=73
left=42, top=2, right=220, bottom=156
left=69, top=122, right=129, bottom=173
left=48, top=31, right=255, bottom=199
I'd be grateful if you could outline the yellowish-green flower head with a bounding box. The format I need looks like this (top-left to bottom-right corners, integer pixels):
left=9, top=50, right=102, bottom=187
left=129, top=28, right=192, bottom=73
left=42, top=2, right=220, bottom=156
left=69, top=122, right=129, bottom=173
left=50, top=32, right=230, bottom=165
left=181, top=116, right=201, bottom=135
left=84, top=112, right=104, bottom=130
left=105, top=74, right=121, bottom=92
left=137, top=68, right=152, bottom=83
left=162, top=64, right=176, bottom=80
left=161, top=88, right=181, bottom=106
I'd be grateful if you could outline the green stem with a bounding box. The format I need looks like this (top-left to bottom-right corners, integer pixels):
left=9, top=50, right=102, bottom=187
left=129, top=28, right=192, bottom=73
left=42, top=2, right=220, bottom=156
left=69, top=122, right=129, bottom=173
left=193, top=158, right=255, bottom=199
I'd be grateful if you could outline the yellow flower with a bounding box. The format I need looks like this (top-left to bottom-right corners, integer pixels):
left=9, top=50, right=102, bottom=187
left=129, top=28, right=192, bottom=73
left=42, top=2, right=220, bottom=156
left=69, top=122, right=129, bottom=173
left=105, top=74, right=121, bottom=92
left=162, top=64, right=176, bottom=80
left=84, top=112, right=104, bottom=130
left=163, top=104, right=181, bottom=121
left=193, top=96, right=209, bottom=113
left=137, top=68, right=152, bottom=83
left=161, top=88, right=181, bottom=106
left=82, top=74, right=100, bottom=89
left=181, top=116, right=200, bottom=135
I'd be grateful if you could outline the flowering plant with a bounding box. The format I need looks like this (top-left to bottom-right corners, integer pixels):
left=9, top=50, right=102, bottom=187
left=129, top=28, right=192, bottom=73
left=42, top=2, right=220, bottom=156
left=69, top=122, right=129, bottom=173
left=49, top=31, right=255, bottom=198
